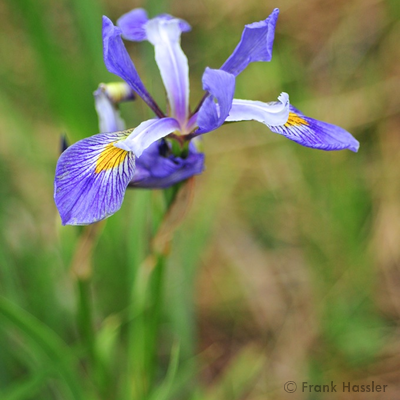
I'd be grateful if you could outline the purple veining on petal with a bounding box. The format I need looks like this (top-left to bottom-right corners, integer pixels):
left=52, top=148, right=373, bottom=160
left=54, top=132, right=136, bottom=225
left=220, top=8, right=279, bottom=76
left=268, top=105, right=359, bottom=152
left=102, top=16, right=164, bottom=117
left=196, top=68, right=235, bottom=134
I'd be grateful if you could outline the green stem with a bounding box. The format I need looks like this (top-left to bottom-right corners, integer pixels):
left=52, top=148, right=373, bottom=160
left=125, top=187, right=175, bottom=400
left=125, top=191, right=151, bottom=400
left=76, top=278, right=111, bottom=398
left=76, top=279, right=96, bottom=367
left=146, top=253, right=166, bottom=383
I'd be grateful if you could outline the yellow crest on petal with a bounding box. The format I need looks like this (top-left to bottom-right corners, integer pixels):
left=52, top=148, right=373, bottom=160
left=285, top=112, right=309, bottom=127
left=95, top=143, right=129, bottom=174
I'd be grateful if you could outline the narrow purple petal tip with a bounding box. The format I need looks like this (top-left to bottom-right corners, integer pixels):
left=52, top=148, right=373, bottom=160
left=117, top=9, right=191, bottom=42
left=102, top=16, right=163, bottom=116
left=220, top=8, right=279, bottom=76
left=117, top=8, right=149, bottom=41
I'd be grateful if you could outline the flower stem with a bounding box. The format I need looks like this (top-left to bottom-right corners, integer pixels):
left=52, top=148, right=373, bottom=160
left=76, top=279, right=96, bottom=363
left=125, top=191, right=151, bottom=400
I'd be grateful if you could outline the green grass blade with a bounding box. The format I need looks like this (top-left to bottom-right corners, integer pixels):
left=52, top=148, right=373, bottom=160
left=0, top=297, right=85, bottom=400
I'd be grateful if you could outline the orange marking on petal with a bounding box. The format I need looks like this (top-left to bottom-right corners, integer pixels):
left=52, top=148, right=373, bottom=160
left=285, top=112, right=309, bottom=127
left=95, top=143, right=128, bottom=174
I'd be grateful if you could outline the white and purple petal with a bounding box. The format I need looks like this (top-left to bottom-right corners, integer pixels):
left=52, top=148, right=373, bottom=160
left=268, top=105, right=359, bottom=152
left=102, top=16, right=163, bottom=117
left=114, top=117, right=180, bottom=157
left=94, top=83, right=134, bottom=133
left=118, top=9, right=191, bottom=42
left=54, top=132, right=136, bottom=225
left=221, top=8, right=279, bottom=76
left=225, top=92, right=289, bottom=126
left=196, top=68, right=235, bottom=134
left=145, top=17, right=190, bottom=125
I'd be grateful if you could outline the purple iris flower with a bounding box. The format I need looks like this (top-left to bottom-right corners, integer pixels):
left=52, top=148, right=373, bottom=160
left=54, top=8, right=359, bottom=226
left=93, top=82, right=205, bottom=190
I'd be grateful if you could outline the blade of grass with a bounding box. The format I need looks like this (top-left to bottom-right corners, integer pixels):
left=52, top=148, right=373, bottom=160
left=0, top=297, right=85, bottom=400
left=124, top=190, right=152, bottom=400
left=0, top=367, right=56, bottom=400
left=149, top=343, right=180, bottom=400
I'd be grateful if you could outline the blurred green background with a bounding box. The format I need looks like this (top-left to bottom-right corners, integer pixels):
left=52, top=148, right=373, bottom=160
left=1, top=0, right=400, bottom=399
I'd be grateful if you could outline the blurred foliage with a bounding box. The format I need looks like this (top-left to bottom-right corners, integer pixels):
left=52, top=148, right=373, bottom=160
left=1, top=0, right=400, bottom=399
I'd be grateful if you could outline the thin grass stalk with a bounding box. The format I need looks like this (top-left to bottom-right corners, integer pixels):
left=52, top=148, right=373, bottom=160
left=146, top=252, right=166, bottom=383
left=69, top=222, right=107, bottom=397
left=76, top=280, right=96, bottom=366
left=0, top=297, right=85, bottom=400
left=125, top=191, right=152, bottom=400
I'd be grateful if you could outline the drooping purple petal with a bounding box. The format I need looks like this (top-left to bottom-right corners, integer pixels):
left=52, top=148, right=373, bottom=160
left=130, top=141, right=204, bottom=188
left=102, top=16, right=164, bottom=117
left=118, top=9, right=191, bottom=42
left=225, top=92, right=290, bottom=126
left=196, top=68, right=235, bottom=134
left=54, top=132, right=136, bottom=225
left=268, top=105, right=359, bottom=152
left=94, top=82, right=135, bottom=133
left=114, top=117, right=180, bottom=157
left=145, top=17, right=190, bottom=125
left=220, top=8, right=279, bottom=76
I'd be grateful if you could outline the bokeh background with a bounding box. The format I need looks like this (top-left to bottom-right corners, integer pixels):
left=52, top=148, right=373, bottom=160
left=1, top=0, right=400, bottom=398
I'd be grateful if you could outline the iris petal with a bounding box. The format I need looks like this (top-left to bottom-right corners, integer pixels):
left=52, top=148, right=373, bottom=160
left=94, top=84, right=132, bottom=133
left=130, top=141, right=205, bottom=188
left=114, top=117, right=181, bottom=157
left=225, top=92, right=289, bottom=126
left=145, top=17, right=190, bottom=125
left=118, top=9, right=191, bottom=42
left=268, top=105, right=359, bottom=152
left=102, top=16, right=163, bottom=117
left=54, top=132, right=136, bottom=225
left=117, top=8, right=149, bottom=41
left=196, top=68, right=235, bottom=134
left=221, top=8, right=279, bottom=76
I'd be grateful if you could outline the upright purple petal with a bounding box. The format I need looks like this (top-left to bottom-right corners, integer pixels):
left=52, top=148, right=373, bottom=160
left=115, top=117, right=181, bottom=157
left=268, top=105, right=360, bottom=152
left=102, top=16, right=164, bottom=117
left=117, top=8, right=149, bottom=41
left=220, top=8, right=279, bottom=76
left=54, top=132, right=136, bottom=225
left=225, top=93, right=289, bottom=126
left=130, top=141, right=204, bottom=188
left=196, top=68, right=235, bottom=134
left=118, top=9, right=191, bottom=42
left=145, top=17, right=190, bottom=125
